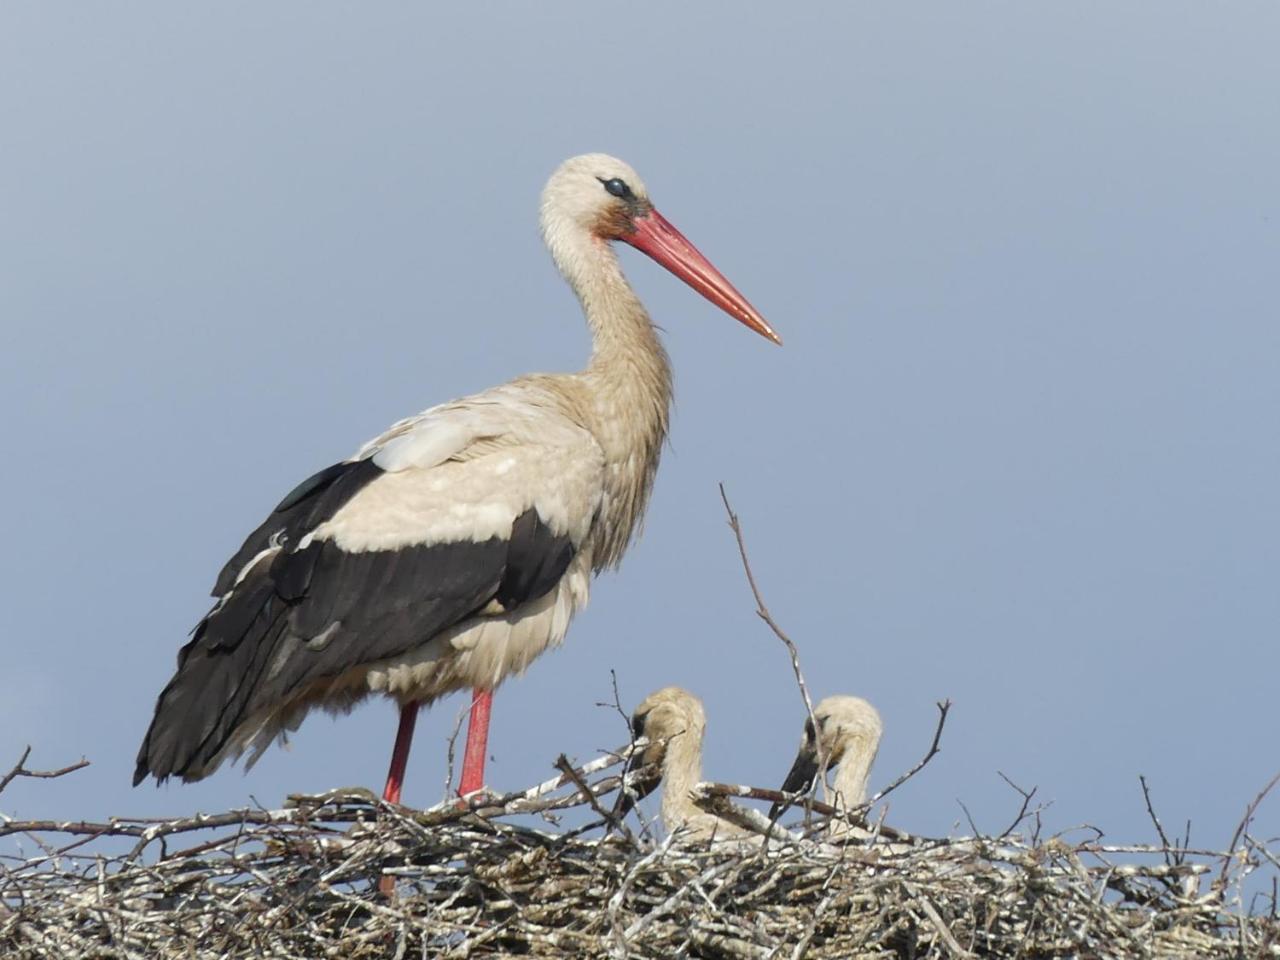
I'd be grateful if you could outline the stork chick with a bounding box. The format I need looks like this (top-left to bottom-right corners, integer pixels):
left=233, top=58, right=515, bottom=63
left=774, top=696, right=883, bottom=837
left=619, top=687, right=751, bottom=843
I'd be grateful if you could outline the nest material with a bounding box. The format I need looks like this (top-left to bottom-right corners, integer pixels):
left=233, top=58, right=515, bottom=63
left=2, top=754, right=1278, bottom=959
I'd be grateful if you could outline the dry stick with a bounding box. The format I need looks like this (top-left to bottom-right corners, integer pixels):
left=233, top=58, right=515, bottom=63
left=1138, top=775, right=1173, bottom=865
left=590, top=670, right=642, bottom=835
left=0, top=746, right=90, bottom=797
left=866, top=699, right=951, bottom=807
left=956, top=799, right=982, bottom=838
left=553, top=753, right=636, bottom=847
left=718, top=485, right=825, bottom=810
left=1, top=747, right=638, bottom=843
left=692, top=792, right=796, bottom=844
left=442, top=700, right=470, bottom=801
left=596, top=669, right=636, bottom=744
left=1217, top=768, right=1280, bottom=893
left=787, top=856, right=848, bottom=960
left=906, top=882, right=975, bottom=960
left=693, top=783, right=912, bottom=843
left=0, top=809, right=306, bottom=842
left=995, top=771, right=1039, bottom=840
left=426, top=740, right=636, bottom=815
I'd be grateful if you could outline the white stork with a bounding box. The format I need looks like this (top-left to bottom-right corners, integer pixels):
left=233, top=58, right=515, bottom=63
left=773, top=696, right=883, bottom=835
left=618, top=687, right=753, bottom=842
left=134, top=154, right=779, bottom=803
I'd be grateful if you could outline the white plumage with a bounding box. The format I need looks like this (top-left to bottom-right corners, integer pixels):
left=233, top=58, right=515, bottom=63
left=332, top=387, right=605, bottom=552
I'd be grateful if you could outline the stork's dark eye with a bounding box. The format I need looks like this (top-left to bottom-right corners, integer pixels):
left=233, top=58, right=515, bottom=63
left=598, top=177, right=634, bottom=200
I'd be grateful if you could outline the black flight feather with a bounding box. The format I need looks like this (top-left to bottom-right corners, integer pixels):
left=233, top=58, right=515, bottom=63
left=135, top=505, right=575, bottom=786
left=212, top=458, right=384, bottom=597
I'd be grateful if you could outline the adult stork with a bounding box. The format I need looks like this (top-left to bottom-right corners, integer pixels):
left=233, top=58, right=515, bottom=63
left=133, top=154, right=780, bottom=803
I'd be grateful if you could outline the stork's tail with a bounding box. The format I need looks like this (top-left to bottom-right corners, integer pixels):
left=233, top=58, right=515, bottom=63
left=133, top=571, right=288, bottom=785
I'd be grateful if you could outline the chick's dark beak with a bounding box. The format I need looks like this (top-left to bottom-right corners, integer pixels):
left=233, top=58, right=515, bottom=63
left=769, top=744, right=822, bottom=820
left=614, top=713, right=661, bottom=819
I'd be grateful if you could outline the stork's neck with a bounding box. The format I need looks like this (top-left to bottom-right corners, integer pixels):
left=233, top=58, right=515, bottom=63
left=549, top=224, right=673, bottom=568
left=829, top=755, right=872, bottom=808
left=659, top=728, right=704, bottom=831
left=562, top=235, right=672, bottom=398
left=824, top=734, right=878, bottom=813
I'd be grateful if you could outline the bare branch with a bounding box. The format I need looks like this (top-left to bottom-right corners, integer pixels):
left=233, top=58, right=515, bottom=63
left=442, top=700, right=470, bottom=801
left=1138, top=775, right=1173, bottom=864
left=593, top=668, right=633, bottom=739
left=995, top=771, right=1038, bottom=840
left=867, top=699, right=951, bottom=806
left=956, top=799, right=981, bottom=837
left=554, top=753, right=636, bottom=846
left=693, top=782, right=913, bottom=843
left=0, top=746, right=90, bottom=797
left=718, top=484, right=825, bottom=800
left=1217, top=767, right=1280, bottom=893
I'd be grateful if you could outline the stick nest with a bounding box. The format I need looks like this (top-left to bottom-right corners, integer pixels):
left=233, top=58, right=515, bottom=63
left=3, top=753, right=1278, bottom=960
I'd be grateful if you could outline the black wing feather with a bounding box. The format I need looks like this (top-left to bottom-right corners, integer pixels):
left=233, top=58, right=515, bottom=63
left=136, top=503, right=575, bottom=786
left=497, top=507, right=577, bottom=609
left=211, top=458, right=384, bottom=597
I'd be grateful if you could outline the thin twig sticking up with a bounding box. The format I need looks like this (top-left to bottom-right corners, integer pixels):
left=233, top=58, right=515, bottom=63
left=1217, top=768, right=1280, bottom=894
left=0, top=746, right=90, bottom=797
left=718, top=485, right=824, bottom=793
left=866, top=699, right=951, bottom=808
left=1139, top=775, right=1174, bottom=865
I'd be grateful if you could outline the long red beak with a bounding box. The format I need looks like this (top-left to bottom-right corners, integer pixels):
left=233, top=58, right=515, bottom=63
left=621, top=209, right=782, bottom=345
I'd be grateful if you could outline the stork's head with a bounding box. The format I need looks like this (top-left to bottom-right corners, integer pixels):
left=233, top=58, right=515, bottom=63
left=540, top=153, right=781, bottom=345
left=632, top=686, right=707, bottom=748
left=776, top=696, right=883, bottom=802
left=615, top=686, right=707, bottom=817
left=541, top=153, right=652, bottom=238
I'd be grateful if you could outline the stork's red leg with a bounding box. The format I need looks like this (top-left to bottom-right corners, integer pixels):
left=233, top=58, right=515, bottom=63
left=458, top=688, right=492, bottom=796
left=382, top=701, right=419, bottom=805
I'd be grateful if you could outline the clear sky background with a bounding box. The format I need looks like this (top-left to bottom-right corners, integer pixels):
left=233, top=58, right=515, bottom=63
left=3, top=4, right=1278, bottom=866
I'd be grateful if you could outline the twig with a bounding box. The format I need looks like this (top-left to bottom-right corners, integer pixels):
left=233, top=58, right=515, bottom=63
left=1138, top=775, right=1173, bottom=865
left=694, top=783, right=912, bottom=842
left=0, top=807, right=303, bottom=841
left=595, top=669, right=633, bottom=738
left=442, top=699, right=470, bottom=801
left=995, top=771, right=1039, bottom=840
left=906, top=882, right=975, bottom=959
left=957, top=799, right=981, bottom=837
left=554, top=753, right=636, bottom=846
left=0, top=746, right=90, bottom=797
left=787, top=858, right=845, bottom=960
left=866, top=699, right=951, bottom=806
left=718, top=484, right=824, bottom=796
left=1217, top=768, right=1280, bottom=893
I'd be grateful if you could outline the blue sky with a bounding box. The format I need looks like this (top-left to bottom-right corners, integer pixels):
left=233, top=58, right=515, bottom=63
left=2, top=3, right=1278, bottom=863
